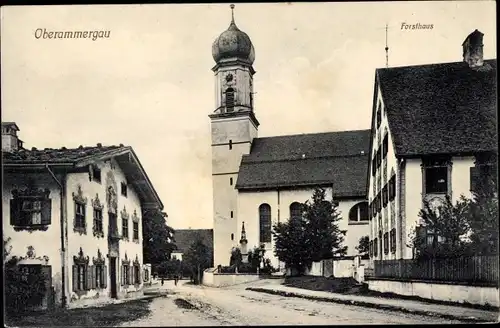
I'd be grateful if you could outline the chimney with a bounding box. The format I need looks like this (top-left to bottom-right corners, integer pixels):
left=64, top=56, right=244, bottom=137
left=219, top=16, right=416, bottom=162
left=462, top=29, right=484, bottom=68
left=2, top=122, right=23, bottom=152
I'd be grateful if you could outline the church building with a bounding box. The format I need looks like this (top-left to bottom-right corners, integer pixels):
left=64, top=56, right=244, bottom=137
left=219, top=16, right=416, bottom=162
left=209, top=6, right=371, bottom=268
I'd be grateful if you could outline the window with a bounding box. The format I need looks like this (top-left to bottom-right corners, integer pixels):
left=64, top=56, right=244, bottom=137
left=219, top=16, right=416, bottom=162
left=382, top=134, right=389, bottom=159
left=372, top=157, right=377, bottom=176
left=121, top=182, right=128, bottom=197
left=425, top=166, right=448, bottom=194
left=259, top=203, right=272, bottom=243
left=133, top=261, right=141, bottom=285
left=73, top=185, right=87, bottom=234
left=230, top=211, right=234, bottom=218
left=383, top=232, right=389, bottom=254
left=388, top=176, right=396, bottom=201
left=289, top=202, right=302, bottom=219
left=93, top=249, right=107, bottom=289
left=133, top=221, right=139, bottom=241
left=390, top=228, right=396, bottom=254
left=19, top=264, right=42, bottom=282
left=373, top=238, right=378, bottom=257
left=225, top=88, right=235, bottom=112
left=348, top=202, right=369, bottom=223
left=376, top=105, right=381, bottom=128
left=94, top=209, right=103, bottom=234
left=230, top=177, right=233, bottom=185
left=91, top=165, right=102, bottom=183
left=73, top=247, right=90, bottom=293
left=231, top=233, right=234, bottom=241
left=122, top=215, right=129, bottom=240
left=376, top=148, right=382, bottom=167
left=470, top=163, right=498, bottom=193
left=382, top=185, right=388, bottom=207
left=229, top=139, right=233, bottom=150
left=10, top=187, right=52, bottom=229
left=122, top=255, right=131, bottom=286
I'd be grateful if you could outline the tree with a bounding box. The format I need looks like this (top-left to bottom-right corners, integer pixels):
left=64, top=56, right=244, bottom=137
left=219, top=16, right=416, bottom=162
left=411, top=195, right=471, bottom=259
left=465, top=165, right=498, bottom=255
left=182, top=238, right=211, bottom=285
left=142, top=209, right=176, bottom=265
left=229, top=247, right=242, bottom=268
left=356, top=236, right=370, bottom=257
left=272, top=215, right=312, bottom=274
left=4, top=239, right=47, bottom=314
left=302, top=188, right=347, bottom=260
left=272, top=187, right=347, bottom=275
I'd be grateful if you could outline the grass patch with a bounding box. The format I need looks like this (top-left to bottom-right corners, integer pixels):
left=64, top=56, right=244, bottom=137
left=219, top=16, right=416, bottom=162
left=283, top=276, right=363, bottom=293
left=5, top=297, right=156, bottom=327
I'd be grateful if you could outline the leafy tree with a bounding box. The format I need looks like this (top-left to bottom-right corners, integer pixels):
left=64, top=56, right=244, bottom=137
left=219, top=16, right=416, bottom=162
left=229, top=247, right=242, bottom=267
left=356, top=236, right=370, bottom=257
left=183, top=238, right=211, bottom=284
left=4, top=239, right=47, bottom=314
left=410, top=195, right=471, bottom=259
left=272, top=214, right=312, bottom=275
left=157, top=258, right=181, bottom=277
left=302, top=188, right=347, bottom=260
left=247, top=245, right=266, bottom=271
left=142, top=209, right=176, bottom=265
left=466, top=164, right=498, bottom=255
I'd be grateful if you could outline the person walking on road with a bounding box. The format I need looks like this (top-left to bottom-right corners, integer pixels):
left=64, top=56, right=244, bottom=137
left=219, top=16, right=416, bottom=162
left=174, top=273, right=179, bottom=286
left=161, top=276, right=164, bottom=286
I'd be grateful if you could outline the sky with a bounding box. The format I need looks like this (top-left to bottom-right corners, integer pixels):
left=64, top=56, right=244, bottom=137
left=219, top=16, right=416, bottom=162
left=1, top=1, right=496, bottom=230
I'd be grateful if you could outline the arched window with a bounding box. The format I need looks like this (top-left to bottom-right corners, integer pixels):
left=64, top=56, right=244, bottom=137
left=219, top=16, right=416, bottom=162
left=225, top=88, right=235, bottom=112
left=259, top=204, right=271, bottom=243
left=289, top=202, right=302, bottom=219
left=349, top=202, right=369, bottom=222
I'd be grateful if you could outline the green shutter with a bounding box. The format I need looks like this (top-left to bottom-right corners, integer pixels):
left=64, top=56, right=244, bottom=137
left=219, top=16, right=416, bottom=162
left=41, top=199, right=52, bottom=225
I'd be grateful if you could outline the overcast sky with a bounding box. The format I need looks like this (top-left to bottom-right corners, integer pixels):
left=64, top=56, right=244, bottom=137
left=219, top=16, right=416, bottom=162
left=1, top=2, right=496, bottom=230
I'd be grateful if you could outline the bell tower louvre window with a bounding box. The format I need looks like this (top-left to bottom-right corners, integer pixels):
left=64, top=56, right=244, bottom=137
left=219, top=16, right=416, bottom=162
left=225, top=88, right=235, bottom=112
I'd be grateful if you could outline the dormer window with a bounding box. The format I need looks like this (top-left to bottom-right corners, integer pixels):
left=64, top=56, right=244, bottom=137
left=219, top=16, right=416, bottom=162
left=121, top=182, right=127, bottom=197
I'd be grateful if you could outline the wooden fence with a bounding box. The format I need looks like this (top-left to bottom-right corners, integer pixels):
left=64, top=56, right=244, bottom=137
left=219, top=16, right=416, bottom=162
left=373, top=255, right=499, bottom=286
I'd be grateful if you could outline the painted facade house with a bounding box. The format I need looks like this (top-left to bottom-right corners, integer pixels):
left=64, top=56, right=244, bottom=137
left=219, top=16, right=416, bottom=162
left=367, top=29, right=497, bottom=262
left=171, top=229, right=213, bottom=265
left=2, top=122, right=165, bottom=309
left=209, top=7, right=370, bottom=268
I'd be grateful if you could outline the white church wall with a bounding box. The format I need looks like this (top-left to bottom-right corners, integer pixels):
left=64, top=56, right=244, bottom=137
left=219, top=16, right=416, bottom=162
left=237, top=187, right=369, bottom=269
left=212, top=142, right=251, bottom=174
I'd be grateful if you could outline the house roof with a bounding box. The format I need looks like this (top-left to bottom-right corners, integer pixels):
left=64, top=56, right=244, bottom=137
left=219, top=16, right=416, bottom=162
left=172, top=229, right=214, bottom=254
left=376, top=59, right=497, bottom=157
left=2, top=144, right=164, bottom=209
left=236, top=130, right=371, bottom=197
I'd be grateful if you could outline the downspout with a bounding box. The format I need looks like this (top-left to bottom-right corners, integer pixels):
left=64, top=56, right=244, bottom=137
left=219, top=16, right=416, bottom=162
left=277, top=189, right=281, bottom=271
left=46, top=164, right=67, bottom=308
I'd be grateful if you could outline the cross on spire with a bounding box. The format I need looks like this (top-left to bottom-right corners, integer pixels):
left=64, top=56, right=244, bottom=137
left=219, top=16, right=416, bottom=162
left=230, top=4, right=235, bottom=24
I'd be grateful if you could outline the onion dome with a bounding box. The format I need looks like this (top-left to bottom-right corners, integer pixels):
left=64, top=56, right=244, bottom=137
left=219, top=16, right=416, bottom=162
left=212, top=4, right=255, bottom=64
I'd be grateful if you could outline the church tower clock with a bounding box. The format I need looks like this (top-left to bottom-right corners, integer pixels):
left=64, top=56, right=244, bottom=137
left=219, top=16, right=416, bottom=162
left=210, top=4, right=259, bottom=266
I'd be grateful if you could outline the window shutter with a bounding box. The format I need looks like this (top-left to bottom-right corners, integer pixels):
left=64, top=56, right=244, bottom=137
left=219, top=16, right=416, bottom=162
left=10, top=198, right=20, bottom=226
left=120, top=266, right=124, bottom=286
left=470, top=167, right=479, bottom=192
left=41, top=199, right=52, bottom=225
left=103, top=265, right=108, bottom=288
left=72, top=265, right=78, bottom=292
left=86, top=265, right=92, bottom=290
left=91, top=266, right=97, bottom=290
left=129, top=266, right=133, bottom=285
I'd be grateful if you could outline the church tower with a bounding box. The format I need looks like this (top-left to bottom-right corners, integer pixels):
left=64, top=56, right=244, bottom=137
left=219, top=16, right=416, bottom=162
left=210, top=4, right=259, bottom=266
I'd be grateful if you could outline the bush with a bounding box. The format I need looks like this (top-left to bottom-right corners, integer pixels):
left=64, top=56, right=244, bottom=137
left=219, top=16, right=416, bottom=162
left=5, top=258, right=48, bottom=314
